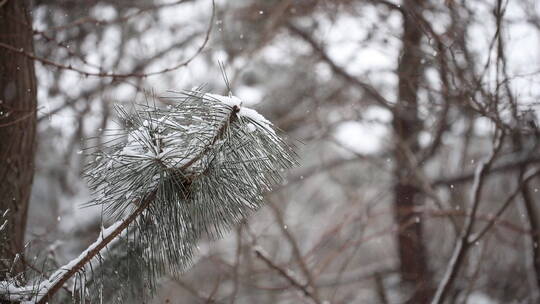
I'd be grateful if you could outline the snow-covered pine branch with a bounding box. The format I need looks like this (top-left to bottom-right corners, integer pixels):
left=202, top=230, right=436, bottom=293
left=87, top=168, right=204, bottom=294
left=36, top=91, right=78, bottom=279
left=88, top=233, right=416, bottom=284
left=0, top=90, right=296, bottom=303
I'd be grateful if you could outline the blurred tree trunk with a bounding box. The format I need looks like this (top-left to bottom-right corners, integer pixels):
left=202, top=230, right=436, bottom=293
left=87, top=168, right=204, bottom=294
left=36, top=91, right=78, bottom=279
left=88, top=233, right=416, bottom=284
left=0, top=0, right=37, bottom=281
left=392, top=0, right=431, bottom=302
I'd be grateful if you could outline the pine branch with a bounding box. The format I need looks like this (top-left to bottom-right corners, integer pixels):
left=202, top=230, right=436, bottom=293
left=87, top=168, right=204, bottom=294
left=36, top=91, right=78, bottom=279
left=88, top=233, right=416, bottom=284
left=40, top=97, right=241, bottom=302
left=36, top=191, right=156, bottom=304
left=180, top=104, right=240, bottom=170
left=0, top=89, right=297, bottom=303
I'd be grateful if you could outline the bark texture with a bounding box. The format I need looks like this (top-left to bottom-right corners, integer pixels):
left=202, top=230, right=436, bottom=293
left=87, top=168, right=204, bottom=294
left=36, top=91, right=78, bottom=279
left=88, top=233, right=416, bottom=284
left=0, top=0, right=37, bottom=280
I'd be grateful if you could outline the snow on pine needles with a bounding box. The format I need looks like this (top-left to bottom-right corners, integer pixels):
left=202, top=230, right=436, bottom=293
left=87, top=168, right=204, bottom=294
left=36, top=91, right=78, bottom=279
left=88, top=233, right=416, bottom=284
left=82, top=90, right=296, bottom=300
left=0, top=90, right=296, bottom=304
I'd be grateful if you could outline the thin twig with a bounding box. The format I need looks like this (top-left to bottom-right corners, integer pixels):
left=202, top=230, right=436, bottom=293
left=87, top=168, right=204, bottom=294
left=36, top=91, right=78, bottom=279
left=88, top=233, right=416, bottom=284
left=287, top=22, right=392, bottom=110
left=431, top=131, right=505, bottom=304
left=0, top=0, right=214, bottom=79
left=253, top=247, right=321, bottom=304
left=268, top=200, right=321, bottom=302
left=469, top=168, right=540, bottom=244
left=433, top=154, right=540, bottom=187
left=0, top=111, right=35, bottom=128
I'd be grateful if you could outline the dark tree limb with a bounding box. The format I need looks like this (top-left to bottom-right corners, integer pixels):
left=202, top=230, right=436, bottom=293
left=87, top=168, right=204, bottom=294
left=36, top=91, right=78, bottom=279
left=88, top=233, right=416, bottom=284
left=393, top=1, right=431, bottom=302
left=0, top=0, right=37, bottom=281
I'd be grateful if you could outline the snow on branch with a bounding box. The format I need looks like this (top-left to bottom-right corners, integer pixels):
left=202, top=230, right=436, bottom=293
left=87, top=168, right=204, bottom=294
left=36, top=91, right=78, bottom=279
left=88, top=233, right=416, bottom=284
left=1, top=220, right=128, bottom=303
left=0, top=90, right=296, bottom=303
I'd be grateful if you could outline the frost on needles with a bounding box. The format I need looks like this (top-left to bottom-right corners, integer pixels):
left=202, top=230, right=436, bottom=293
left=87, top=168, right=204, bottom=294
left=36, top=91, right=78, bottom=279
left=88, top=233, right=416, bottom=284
left=0, top=90, right=297, bottom=303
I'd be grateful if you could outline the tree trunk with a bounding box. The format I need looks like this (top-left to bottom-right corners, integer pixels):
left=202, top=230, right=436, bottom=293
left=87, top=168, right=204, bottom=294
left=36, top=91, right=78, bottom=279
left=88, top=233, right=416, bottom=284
left=0, top=0, right=37, bottom=281
left=392, top=0, right=431, bottom=302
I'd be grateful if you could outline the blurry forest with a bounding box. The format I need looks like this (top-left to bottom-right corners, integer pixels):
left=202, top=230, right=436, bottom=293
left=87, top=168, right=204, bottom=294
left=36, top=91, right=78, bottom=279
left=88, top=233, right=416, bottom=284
left=1, top=0, right=540, bottom=303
